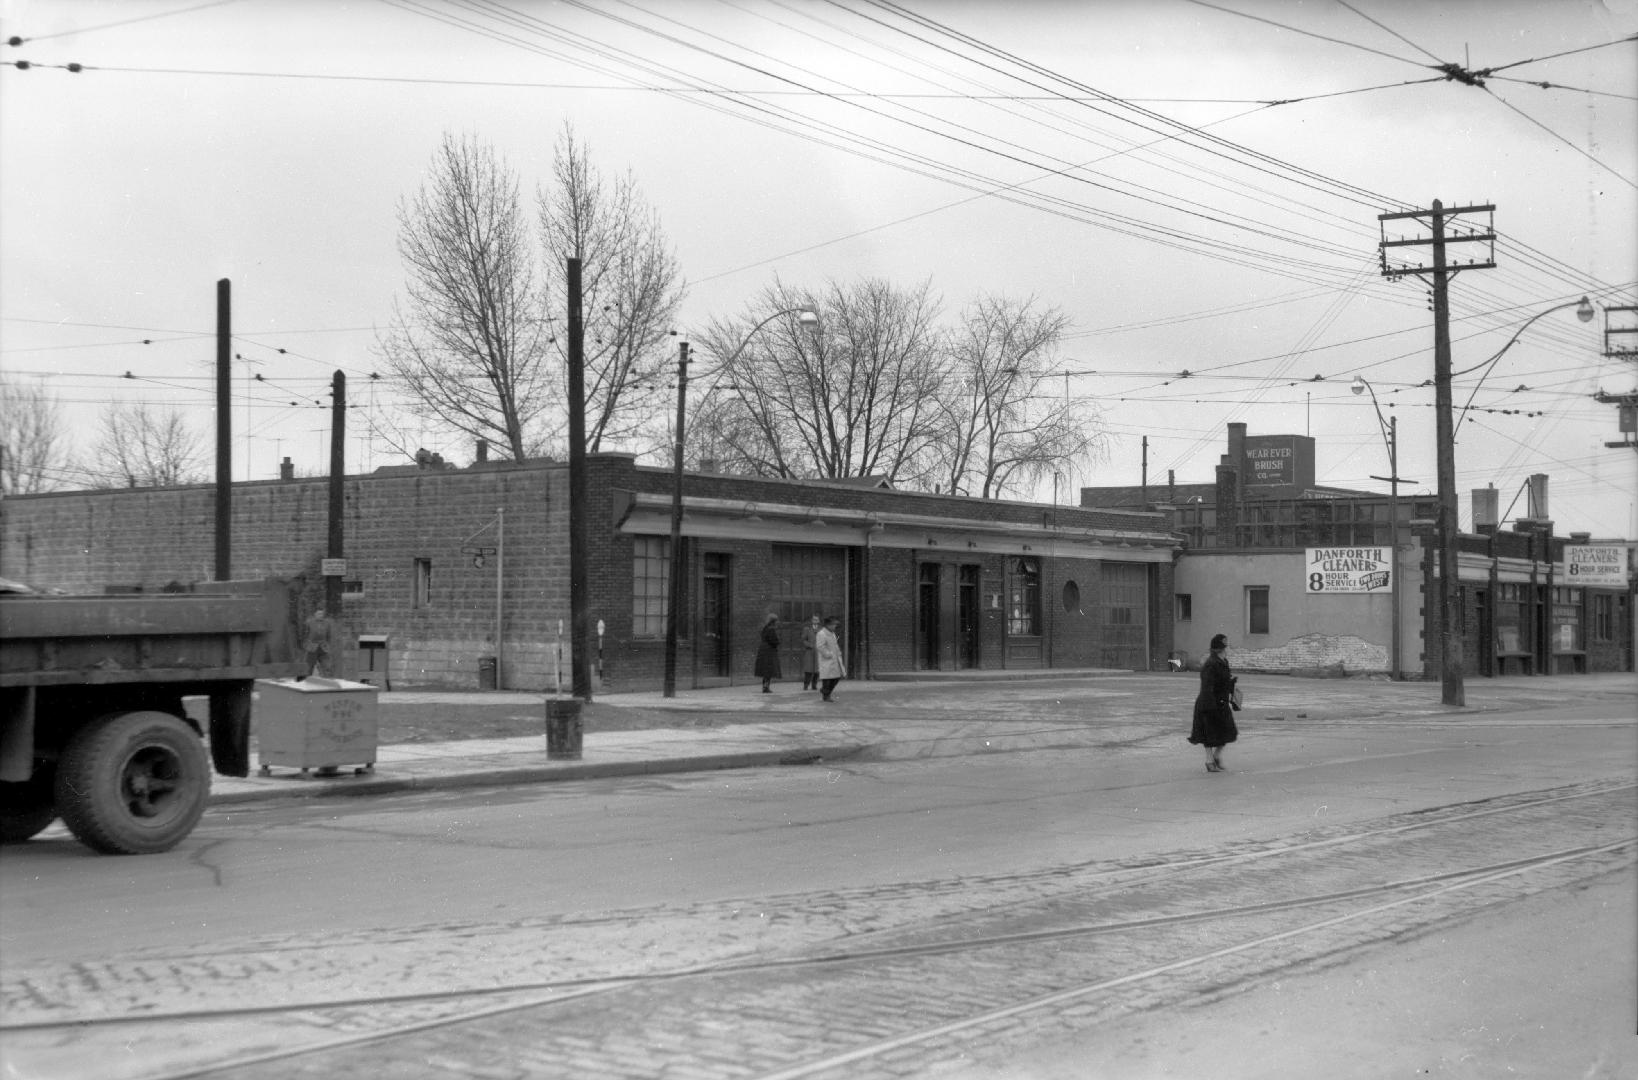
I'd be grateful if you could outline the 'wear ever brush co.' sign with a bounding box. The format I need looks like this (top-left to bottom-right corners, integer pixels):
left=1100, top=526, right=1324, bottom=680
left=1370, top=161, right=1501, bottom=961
left=1305, top=547, right=1392, bottom=593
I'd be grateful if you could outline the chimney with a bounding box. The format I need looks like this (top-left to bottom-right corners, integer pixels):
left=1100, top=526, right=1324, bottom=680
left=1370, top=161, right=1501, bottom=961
left=475, top=439, right=488, bottom=463
left=279, top=457, right=295, bottom=481
left=1526, top=473, right=1549, bottom=519
left=1215, top=455, right=1240, bottom=544
left=699, top=457, right=717, bottom=474
left=1471, top=484, right=1498, bottom=530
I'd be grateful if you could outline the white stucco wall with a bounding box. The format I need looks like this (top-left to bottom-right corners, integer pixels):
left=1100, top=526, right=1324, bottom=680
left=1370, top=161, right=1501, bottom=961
left=1173, top=549, right=1422, bottom=675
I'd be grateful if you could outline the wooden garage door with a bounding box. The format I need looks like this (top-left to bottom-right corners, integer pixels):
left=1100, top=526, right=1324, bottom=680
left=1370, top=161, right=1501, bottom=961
left=772, top=545, right=847, bottom=676
left=1098, top=562, right=1149, bottom=671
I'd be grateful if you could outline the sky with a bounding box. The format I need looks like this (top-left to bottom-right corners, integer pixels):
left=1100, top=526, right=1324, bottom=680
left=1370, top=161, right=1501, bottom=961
left=2, top=0, right=1635, bottom=537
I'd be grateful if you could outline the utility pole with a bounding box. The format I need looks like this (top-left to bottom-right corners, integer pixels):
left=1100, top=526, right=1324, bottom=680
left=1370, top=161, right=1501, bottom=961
left=663, top=340, right=689, bottom=698
left=567, top=257, right=592, bottom=702
left=1378, top=200, right=1496, bottom=706
left=325, top=371, right=345, bottom=617
left=215, top=279, right=232, bottom=581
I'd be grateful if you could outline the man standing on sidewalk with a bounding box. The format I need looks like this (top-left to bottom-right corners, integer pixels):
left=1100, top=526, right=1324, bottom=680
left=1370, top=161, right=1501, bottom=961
left=816, top=616, right=846, bottom=702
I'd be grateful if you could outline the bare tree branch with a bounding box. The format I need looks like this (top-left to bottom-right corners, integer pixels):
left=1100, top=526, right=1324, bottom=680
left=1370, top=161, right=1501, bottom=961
left=378, top=133, right=554, bottom=461
left=72, top=401, right=207, bottom=488
left=932, top=295, right=1105, bottom=499
left=693, top=279, right=947, bottom=485
left=539, top=124, right=685, bottom=455
left=0, top=377, right=69, bottom=494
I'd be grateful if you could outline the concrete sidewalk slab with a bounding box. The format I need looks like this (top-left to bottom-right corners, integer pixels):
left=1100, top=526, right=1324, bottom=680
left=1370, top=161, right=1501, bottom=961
left=211, top=672, right=1635, bottom=806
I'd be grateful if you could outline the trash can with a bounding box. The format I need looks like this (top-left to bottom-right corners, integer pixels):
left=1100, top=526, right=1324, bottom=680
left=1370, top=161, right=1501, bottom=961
left=545, top=699, right=583, bottom=760
left=255, top=677, right=379, bottom=777
left=478, top=655, right=497, bottom=690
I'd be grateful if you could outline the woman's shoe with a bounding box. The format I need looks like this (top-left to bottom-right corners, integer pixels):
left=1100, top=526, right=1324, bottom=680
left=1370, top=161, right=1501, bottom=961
left=1206, top=761, right=1220, bottom=772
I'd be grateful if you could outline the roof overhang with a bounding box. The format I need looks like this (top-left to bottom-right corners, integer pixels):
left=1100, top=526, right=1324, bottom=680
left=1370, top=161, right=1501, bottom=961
left=612, top=491, right=1180, bottom=563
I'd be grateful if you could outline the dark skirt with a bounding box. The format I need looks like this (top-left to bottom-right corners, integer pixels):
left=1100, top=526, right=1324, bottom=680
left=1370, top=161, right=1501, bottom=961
left=1188, top=701, right=1238, bottom=747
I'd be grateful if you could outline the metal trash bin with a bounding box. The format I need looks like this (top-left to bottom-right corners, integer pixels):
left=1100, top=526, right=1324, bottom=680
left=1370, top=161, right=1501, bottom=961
left=545, top=699, right=582, bottom=760
left=255, top=677, right=379, bottom=777
left=478, top=655, right=497, bottom=690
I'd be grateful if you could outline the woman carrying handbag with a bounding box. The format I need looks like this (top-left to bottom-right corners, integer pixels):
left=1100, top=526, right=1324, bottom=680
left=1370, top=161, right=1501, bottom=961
left=1189, top=633, right=1239, bottom=772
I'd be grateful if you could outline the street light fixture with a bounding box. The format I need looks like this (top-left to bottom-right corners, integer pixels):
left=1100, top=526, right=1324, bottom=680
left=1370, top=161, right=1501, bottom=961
left=663, top=306, right=822, bottom=698
left=1351, top=375, right=1417, bottom=681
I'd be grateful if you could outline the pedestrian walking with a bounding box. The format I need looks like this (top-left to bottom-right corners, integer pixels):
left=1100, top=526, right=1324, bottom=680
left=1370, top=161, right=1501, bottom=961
left=800, top=614, right=821, bottom=690
left=754, top=613, right=782, bottom=693
left=303, top=608, right=333, bottom=678
left=816, top=615, right=846, bottom=702
left=1189, top=632, right=1239, bottom=772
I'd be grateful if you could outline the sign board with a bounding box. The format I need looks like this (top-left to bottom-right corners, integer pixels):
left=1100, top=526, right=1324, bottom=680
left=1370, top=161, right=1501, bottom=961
left=1305, top=547, right=1392, bottom=593
left=320, top=558, right=346, bottom=577
left=1565, top=545, right=1628, bottom=587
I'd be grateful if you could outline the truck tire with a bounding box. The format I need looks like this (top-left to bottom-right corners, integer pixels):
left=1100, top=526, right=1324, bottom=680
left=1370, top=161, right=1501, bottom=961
left=0, top=765, right=57, bottom=844
left=55, top=711, right=211, bottom=855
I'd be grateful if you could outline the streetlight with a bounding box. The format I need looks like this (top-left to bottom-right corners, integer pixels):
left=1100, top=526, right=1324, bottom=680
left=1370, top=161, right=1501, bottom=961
left=1431, top=295, right=1595, bottom=706
left=1351, top=375, right=1418, bottom=681
left=663, top=306, right=821, bottom=698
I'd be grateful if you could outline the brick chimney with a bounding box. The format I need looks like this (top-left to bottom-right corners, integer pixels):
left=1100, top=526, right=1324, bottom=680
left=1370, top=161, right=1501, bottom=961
left=279, top=457, right=295, bottom=481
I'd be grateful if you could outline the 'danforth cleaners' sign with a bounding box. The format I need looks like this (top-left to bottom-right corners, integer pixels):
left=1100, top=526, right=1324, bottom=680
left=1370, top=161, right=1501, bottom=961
left=1566, top=545, right=1629, bottom=587
left=1305, top=547, right=1392, bottom=593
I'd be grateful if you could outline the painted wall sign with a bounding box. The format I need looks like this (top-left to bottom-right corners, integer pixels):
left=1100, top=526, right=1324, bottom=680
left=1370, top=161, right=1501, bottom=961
left=1304, top=547, right=1392, bottom=593
left=1565, top=545, right=1628, bottom=587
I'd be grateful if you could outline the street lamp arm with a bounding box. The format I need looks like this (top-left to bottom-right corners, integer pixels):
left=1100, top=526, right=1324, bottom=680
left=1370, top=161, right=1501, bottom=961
left=1451, top=296, right=1593, bottom=437
left=1449, top=297, right=1593, bottom=377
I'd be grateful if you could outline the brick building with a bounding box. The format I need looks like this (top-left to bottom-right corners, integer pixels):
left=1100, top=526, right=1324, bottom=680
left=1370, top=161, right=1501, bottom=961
left=0, top=454, right=1184, bottom=692
left=1083, top=423, right=1635, bottom=679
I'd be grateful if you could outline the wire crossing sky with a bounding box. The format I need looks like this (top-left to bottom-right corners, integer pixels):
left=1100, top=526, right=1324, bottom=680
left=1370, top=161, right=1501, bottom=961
left=2, top=0, right=1634, bottom=533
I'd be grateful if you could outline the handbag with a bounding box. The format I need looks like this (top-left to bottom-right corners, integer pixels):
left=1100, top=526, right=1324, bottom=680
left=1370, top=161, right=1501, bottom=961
left=1229, top=686, right=1243, bottom=711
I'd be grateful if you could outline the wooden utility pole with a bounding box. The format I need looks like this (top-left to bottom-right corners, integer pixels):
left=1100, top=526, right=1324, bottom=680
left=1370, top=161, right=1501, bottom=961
left=567, top=257, right=592, bottom=702
left=663, top=340, right=689, bottom=698
left=326, top=371, right=345, bottom=616
left=215, top=278, right=232, bottom=581
left=1378, top=200, right=1496, bottom=706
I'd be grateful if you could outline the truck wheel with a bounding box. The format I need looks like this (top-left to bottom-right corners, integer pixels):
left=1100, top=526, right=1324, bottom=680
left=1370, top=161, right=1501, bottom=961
left=0, top=765, right=57, bottom=844
left=55, top=711, right=211, bottom=855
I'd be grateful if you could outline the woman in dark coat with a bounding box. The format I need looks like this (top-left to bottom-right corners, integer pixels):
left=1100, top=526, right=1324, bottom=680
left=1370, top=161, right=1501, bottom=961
left=754, top=613, right=782, bottom=693
left=1189, top=632, right=1239, bottom=772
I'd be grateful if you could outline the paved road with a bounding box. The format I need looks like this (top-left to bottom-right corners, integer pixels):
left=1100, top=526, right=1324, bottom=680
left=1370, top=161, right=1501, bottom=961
left=1, top=676, right=1632, bottom=1079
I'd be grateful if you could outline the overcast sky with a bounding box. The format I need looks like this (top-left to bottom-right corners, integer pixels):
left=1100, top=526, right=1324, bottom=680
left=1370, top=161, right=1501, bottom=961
left=3, top=0, right=1635, bottom=536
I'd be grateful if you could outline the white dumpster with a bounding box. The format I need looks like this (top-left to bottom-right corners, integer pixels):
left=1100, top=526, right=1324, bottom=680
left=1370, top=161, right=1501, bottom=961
left=255, top=676, right=379, bottom=777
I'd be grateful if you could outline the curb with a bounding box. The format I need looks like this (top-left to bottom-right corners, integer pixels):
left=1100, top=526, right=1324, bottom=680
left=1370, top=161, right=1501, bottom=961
left=209, top=743, right=869, bottom=805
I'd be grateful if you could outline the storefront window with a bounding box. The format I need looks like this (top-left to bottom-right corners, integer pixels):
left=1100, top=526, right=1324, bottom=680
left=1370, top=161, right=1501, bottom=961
left=633, top=537, right=670, bottom=638
left=1007, top=557, right=1040, bottom=635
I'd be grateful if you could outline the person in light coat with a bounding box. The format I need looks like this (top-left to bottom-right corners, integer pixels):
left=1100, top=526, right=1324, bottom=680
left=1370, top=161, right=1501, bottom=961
left=815, top=615, right=846, bottom=702
left=800, top=614, right=821, bottom=691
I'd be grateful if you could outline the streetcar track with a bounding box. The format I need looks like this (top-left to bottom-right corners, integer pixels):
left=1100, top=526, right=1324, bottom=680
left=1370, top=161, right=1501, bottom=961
left=4, top=780, right=1628, bottom=1037
left=14, top=836, right=1629, bottom=1080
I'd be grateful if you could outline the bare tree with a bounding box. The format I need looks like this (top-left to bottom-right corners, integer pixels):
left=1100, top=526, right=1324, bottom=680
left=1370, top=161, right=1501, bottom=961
left=538, top=125, right=685, bottom=454
left=694, top=278, right=947, bottom=485
left=379, top=133, right=554, bottom=461
left=931, top=295, right=1103, bottom=499
left=74, top=401, right=207, bottom=489
left=0, top=377, right=69, bottom=495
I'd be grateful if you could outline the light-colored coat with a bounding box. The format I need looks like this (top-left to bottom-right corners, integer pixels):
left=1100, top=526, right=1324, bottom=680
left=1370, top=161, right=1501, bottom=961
left=816, top=626, right=845, bottom=680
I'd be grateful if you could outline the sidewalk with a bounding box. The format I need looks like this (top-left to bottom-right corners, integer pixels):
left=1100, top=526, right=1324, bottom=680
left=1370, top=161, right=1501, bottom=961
left=210, top=670, right=1635, bottom=805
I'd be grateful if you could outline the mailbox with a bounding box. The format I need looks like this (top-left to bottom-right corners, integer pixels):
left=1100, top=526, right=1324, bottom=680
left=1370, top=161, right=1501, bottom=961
left=357, top=633, right=390, bottom=690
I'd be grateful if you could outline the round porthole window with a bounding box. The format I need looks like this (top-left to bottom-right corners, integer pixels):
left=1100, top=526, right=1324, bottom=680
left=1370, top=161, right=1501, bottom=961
left=1062, top=581, right=1080, bottom=612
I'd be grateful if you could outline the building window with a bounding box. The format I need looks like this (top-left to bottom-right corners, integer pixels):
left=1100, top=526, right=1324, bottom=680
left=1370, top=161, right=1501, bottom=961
left=1007, top=556, right=1040, bottom=635
left=341, top=579, right=365, bottom=600
left=633, top=536, right=671, bottom=638
left=1175, top=593, right=1192, bottom=622
left=1247, top=586, right=1270, bottom=635
left=1592, top=594, right=1615, bottom=642
left=413, top=558, right=432, bottom=609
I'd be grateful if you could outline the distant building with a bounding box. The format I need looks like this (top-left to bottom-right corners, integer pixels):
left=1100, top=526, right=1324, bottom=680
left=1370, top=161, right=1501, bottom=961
left=1083, top=423, right=1635, bottom=678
